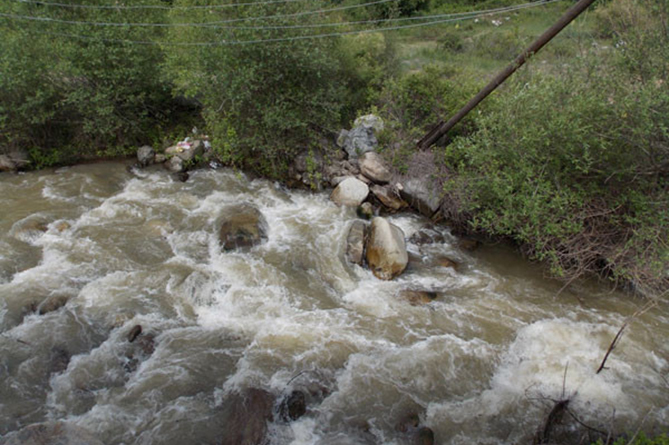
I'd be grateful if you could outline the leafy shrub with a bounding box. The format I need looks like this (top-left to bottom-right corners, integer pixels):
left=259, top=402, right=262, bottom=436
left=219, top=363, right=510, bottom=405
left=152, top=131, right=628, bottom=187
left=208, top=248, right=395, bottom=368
left=0, top=0, right=180, bottom=165
left=164, top=0, right=395, bottom=178
left=337, top=32, right=398, bottom=112
left=441, top=0, right=669, bottom=292
left=376, top=64, right=478, bottom=147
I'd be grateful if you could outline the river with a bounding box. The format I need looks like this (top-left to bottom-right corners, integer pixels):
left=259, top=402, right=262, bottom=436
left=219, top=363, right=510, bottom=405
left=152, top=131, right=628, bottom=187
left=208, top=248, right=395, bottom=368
left=0, top=162, right=667, bottom=444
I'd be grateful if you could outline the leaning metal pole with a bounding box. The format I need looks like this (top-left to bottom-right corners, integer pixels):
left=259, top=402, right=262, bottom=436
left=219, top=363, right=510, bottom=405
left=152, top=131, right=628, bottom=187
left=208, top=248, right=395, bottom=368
left=417, top=0, right=599, bottom=150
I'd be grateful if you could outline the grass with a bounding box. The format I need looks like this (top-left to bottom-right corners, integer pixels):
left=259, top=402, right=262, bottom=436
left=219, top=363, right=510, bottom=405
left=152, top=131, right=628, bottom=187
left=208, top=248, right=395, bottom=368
left=391, top=1, right=604, bottom=79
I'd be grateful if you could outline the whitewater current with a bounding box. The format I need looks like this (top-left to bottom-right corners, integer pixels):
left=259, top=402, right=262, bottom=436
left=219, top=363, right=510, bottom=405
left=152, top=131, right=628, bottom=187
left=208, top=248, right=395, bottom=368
left=0, top=162, right=667, bottom=444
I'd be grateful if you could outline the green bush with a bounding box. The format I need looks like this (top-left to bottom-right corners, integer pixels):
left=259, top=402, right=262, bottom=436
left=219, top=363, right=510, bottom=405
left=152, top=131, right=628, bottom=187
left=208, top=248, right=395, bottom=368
left=376, top=64, right=478, bottom=147
left=441, top=0, right=668, bottom=292
left=163, top=0, right=393, bottom=178
left=0, top=0, right=180, bottom=165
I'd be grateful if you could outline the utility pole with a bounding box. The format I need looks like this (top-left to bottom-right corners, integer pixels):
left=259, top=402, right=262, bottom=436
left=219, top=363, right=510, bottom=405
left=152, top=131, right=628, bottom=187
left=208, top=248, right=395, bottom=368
left=417, top=0, right=599, bottom=150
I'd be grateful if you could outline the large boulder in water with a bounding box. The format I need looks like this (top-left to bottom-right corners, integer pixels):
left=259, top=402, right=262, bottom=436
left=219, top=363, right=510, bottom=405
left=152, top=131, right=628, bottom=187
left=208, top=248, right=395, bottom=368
left=365, top=217, right=408, bottom=280
left=218, top=388, right=275, bottom=445
left=2, top=422, right=104, bottom=445
left=346, top=220, right=367, bottom=266
left=330, top=177, right=369, bottom=207
left=219, top=205, right=268, bottom=251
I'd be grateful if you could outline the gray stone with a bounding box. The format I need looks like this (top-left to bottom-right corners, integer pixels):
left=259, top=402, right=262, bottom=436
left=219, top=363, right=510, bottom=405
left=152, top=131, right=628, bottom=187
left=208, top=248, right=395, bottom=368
left=398, top=179, right=442, bottom=217
left=219, top=388, right=275, bottom=445
left=354, top=114, right=384, bottom=132
left=359, top=152, right=392, bottom=184
left=219, top=205, right=268, bottom=251
left=336, top=129, right=350, bottom=148
left=154, top=154, right=167, bottom=163
left=2, top=422, right=104, bottom=445
left=365, top=217, right=408, bottom=280
left=1, top=150, right=29, bottom=171
left=370, top=185, right=407, bottom=211
left=165, top=139, right=204, bottom=162
left=342, top=125, right=377, bottom=159
left=330, top=177, right=369, bottom=207
left=346, top=220, right=367, bottom=265
left=164, top=156, right=184, bottom=173
left=330, top=175, right=348, bottom=187
left=0, top=154, right=16, bottom=172
left=136, top=145, right=155, bottom=167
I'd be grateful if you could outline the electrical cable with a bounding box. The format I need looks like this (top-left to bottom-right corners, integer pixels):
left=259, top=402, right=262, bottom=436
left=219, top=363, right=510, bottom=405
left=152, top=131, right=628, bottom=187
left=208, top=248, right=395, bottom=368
left=6, top=0, right=317, bottom=10
left=0, top=0, right=564, bottom=29
left=0, top=0, right=564, bottom=46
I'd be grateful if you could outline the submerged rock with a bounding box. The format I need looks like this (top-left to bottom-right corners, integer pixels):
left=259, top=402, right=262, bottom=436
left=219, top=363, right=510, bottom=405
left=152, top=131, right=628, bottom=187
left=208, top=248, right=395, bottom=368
left=38, top=295, right=69, bottom=315
left=398, top=290, right=438, bottom=306
left=49, top=347, right=71, bottom=374
left=2, top=422, right=104, bottom=445
left=127, top=324, right=142, bottom=343
left=279, top=390, right=307, bottom=421
left=359, top=152, right=392, bottom=184
left=365, top=217, right=408, bottom=280
left=218, top=388, right=275, bottom=445
left=414, top=427, right=435, bottom=445
left=346, top=220, right=367, bottom=266
left=136, top=145, right=155, bottom=167
left=408, top=227, right=445, bottom=245
left=330, top=177, right=369, bottom=207
left=218, top=205, right=268, bottom=251
left=458, top=238, right=480, bottom=251
left=53, top=221, right=71, bottom=233
left=436, top=256, right=458, bottom=270
left=396, top=413, right=420, bottom=433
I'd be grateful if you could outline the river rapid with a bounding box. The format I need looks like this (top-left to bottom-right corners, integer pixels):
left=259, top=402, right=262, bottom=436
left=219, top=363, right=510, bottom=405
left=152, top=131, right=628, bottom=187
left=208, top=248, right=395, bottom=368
left=0, top=161, right=667, bottom=444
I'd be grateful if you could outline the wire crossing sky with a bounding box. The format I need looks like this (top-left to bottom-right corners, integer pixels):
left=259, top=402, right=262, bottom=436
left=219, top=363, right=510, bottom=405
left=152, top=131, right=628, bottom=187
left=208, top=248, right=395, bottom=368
left=0, top=0, right=567, bottom=45
left=0, top=0, right=565, bottom=29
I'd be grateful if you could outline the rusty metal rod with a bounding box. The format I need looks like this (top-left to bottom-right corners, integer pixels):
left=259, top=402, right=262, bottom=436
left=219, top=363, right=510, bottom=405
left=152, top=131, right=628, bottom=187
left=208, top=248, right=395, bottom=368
left=417, top=0, right=599, bottom=150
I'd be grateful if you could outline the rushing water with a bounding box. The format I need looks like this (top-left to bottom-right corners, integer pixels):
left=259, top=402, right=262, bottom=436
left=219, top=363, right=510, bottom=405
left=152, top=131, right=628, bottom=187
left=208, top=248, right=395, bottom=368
left=0, top=161, right=667, bottom=444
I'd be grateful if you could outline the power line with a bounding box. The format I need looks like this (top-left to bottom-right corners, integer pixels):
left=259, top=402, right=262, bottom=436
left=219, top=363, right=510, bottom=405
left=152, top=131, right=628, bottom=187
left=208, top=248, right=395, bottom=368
left=0, top=0, right=401, bottom=26
left=0, top=0, right=565, bottom=29
left=6, top=0, right=315, bottom=10
left=0, top=0, right=565, bottom=46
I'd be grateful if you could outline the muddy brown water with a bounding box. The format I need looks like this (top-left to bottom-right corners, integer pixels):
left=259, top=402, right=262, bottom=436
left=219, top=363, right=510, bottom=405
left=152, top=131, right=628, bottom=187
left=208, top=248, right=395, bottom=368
left=0, top=162, right=667, bottom=444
